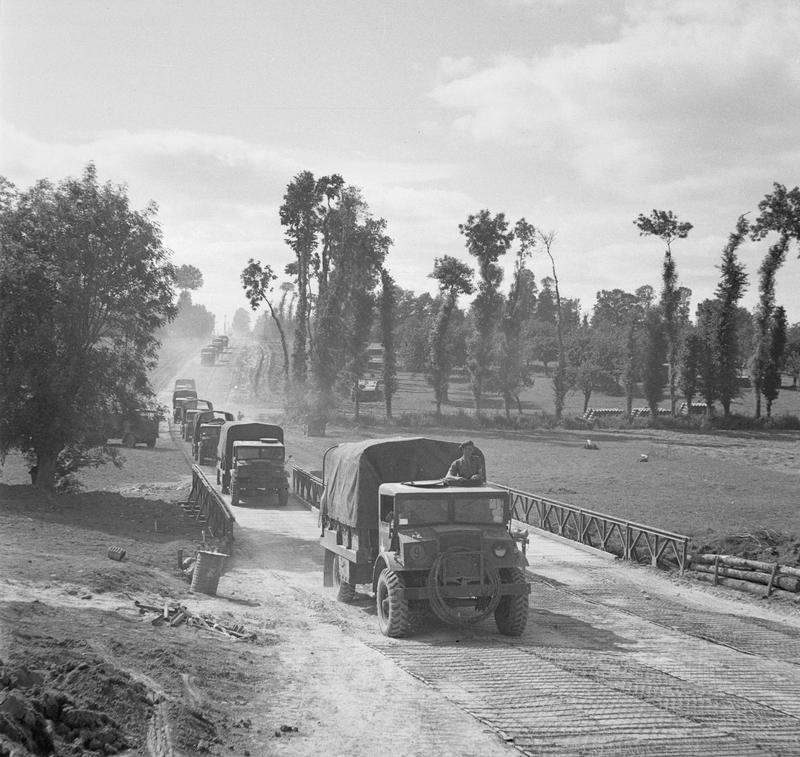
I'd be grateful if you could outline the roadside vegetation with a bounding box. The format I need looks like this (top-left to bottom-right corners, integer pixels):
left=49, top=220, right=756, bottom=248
left=2, top=163, right=800, bottom=491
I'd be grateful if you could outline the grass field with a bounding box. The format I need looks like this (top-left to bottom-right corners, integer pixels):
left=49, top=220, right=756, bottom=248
left=304, top=367, right=800, bottom=565
left=349, top=367, right=800, bottom=428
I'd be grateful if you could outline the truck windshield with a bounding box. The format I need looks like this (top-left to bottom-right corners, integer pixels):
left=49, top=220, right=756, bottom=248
left=396, top=497, right=448, bottom=526
left=237, top=447, right=283, bottom=461
left=452, top=495, right=506, bottom=525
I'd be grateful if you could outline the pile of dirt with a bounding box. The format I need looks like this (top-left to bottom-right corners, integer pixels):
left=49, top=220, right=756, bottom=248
left=694, top=528, right=800, bottom=566
left=0, top=656, right=150, bottom=756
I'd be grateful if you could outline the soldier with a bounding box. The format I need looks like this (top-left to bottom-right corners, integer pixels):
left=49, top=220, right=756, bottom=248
left=445, top=440, right=485, bottom=486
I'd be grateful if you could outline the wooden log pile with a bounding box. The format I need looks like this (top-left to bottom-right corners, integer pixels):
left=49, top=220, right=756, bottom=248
left=134, top=600, right=256, bottom=641
left=689, top=553, right=800, bottom=598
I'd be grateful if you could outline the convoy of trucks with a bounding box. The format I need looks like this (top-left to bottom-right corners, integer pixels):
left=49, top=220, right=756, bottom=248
left=168, top=349, right=531, bottom=640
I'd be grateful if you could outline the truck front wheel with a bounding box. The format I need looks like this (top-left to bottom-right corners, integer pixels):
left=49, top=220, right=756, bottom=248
left=494, top=567, right=529, bottom=637
left=123, top=433, right=136, bottom=448
left=376, top=569, right=411, bottom=638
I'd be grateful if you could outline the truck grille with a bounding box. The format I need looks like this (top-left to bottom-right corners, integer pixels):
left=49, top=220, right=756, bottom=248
left=439, top=533, right=481, bottom=553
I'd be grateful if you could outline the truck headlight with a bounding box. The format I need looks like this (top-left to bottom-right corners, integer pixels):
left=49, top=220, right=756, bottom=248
left=492, top=543, right=509, bottom=558
left=409, top=544, right=424, bottom=561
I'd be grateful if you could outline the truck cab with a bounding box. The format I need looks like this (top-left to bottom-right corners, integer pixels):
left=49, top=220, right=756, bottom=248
left=229, top=438, right=289, bottom=507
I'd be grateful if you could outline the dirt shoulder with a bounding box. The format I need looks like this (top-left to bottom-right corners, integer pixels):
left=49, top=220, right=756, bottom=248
left=0, top=439, right=519, bottom=757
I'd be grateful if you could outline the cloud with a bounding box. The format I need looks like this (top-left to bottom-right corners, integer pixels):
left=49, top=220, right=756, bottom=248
left=429, top=2, right=800, bottom=193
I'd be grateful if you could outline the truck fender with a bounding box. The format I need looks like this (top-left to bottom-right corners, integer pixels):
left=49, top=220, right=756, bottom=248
left=372, top=551, right=403, bottom=591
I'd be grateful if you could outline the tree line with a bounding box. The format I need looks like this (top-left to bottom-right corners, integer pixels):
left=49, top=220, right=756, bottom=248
left=2, top=163, right=799, bottom=489
left=242, top=174, right=800, bottom=427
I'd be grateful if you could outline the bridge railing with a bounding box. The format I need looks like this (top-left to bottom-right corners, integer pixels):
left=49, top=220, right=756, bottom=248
left=500, top=484, right=689, bottom=573
left=291, top=465, right=324, bottom=510
left=289, top=465, right=689, bottom=573
left=187, top=464, right=236, bottom=542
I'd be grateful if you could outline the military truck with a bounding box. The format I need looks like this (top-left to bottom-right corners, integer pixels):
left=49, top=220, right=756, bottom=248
left=182, top=409, right=205, bottom=443
left=216, top=422, right=289, bottom=507
left=105, top=409, right=161, bottom=448
left=319, top=437, right=530, bottom=638
left=192, top=410, right=235, bottom=462
left=174, top=378, right=196, bottom=391
left=175, top=398, right=213, bottom=428
left=200, top=347, right=216, bottom=366
left=172, top=388, right=197, bottom=421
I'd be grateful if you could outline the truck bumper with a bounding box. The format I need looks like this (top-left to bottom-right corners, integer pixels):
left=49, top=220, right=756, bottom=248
left=400, top=582, right=530, bottom=601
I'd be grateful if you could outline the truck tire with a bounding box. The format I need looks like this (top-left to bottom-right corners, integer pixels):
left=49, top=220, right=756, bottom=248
left=494, top=567, right=529, bottom=637
left=278, top=488, right=289, bottom=507
left=377, top=569, right=411, bottom=638
left=123, top=433, right=136, bottom=448
left=146, top=438, right=156, bottom=448
left=333, top=556, right=356, bottom=603
left=230, top=473, right=240, bottom=506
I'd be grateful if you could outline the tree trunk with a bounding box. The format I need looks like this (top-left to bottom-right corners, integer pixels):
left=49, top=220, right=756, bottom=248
left=263, top=296, right=291, bottom=392
left=385, top=393, right=393, bottom=420
left=33, top=450, right=57, bottom=491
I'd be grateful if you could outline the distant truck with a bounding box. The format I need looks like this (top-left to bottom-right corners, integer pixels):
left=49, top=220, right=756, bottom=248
left=351, top=379, right=384, bottom=403
left=174, top=378, right=196, bottom=391
left=175, top=397, right=213, bottom=427
left=105, top=409, right=161, bottom=448
left=172, top=388, right=197, bottom=421
left=216, top=421, right=289, bottom=507
left=200, top=347, right=216, bottom=366
left=192, top=410, right=235, bottom=462
left=319, top=437, right=530, bottom=638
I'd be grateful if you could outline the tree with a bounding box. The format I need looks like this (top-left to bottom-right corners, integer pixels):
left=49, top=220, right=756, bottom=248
left=591, top=289, right=642, bottom=329
left=496, top=219, right=536, bottom=419
left=175, top=263, right=203, bottom=291
left=678, top=326, right=703, bottom=414
left=714, top=216, right=750, bottom=416
left=396, top=291, right=435, bottom=372
left=307, top=183, right=390, bottom=425
left=634, top=209, right=693, bottom=415
left=279, top=171, right=320, bottom=384
left=459, top=210, right=514, bottom=412
left=241, top=260, right=291, bottom=391
left=379, top=269, right=399, bottom=420
left=784, top=323, right=800, bottom=390
left=641, top=307, right=667, bottom=419
left=428, top=256, right=475, bottom=415
left=0, top=165, right=177, bottom=489
left=231, top=307, right=251, bottom=337
left=763, top=305, right=787, bottom=417
left=169, top=290, right=215, bottom=339
left=538, top=231, right=568, bottom=423
left=749, top=183, right=800, bottom=417
left=695, top=300, right=720, bottom=412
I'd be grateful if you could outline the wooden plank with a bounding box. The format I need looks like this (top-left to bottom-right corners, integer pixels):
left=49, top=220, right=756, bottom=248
left=691, top=563, right=799, bottom=592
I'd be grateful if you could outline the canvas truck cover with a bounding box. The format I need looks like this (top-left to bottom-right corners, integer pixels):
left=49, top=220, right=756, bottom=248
left=217, top=421, right=285, bottom=462
left=320, top=437, right=461, bottom=529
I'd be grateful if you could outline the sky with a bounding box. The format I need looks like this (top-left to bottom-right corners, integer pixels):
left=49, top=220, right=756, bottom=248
left=2, top=0, right=800, bottom=329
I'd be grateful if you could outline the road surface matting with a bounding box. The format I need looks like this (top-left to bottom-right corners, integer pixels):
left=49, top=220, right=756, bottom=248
left=366, top=546, right=800, bottom=756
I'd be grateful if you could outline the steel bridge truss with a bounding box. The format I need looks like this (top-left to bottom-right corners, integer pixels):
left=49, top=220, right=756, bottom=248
left=291, top=465, right=323, bottom=509
left=504, top=486, right=689, bottom=573
left=186, top=464, right=236, bottom=540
